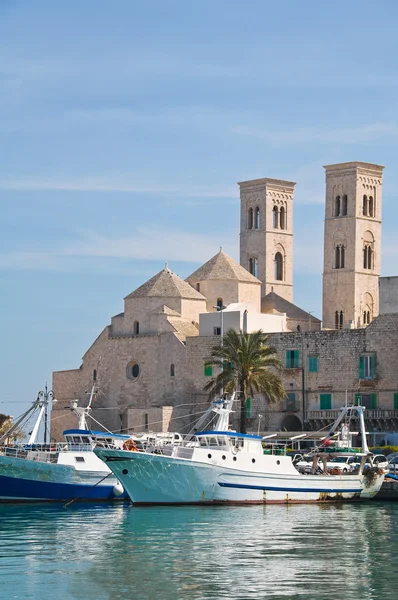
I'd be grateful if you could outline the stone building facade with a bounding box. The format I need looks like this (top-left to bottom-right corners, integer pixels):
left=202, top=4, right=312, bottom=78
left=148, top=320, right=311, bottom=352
left=239, top=177, right=295, bottom=302
left=51, top=162, right=398, bottom=444
left=322, top=162, right=384, bottom=330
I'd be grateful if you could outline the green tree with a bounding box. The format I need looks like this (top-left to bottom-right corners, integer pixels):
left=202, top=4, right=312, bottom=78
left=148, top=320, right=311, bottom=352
left=204, top=329, right=285, bottom=433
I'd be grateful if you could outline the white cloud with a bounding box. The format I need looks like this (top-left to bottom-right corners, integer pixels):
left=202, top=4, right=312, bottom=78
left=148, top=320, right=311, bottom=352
left=0, top=228, right=238, bottom=271
left=232, top=122, right=398, bottom=145
left=0, top=177, right=237, bottom=200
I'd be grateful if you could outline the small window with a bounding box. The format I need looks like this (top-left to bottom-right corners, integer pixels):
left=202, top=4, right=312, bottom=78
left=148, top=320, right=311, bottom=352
left=204, top=363, right=213, bottom=377
left=144, top=413, right=149, bottom=431
left=170, top=364, right=175, bottom=377
left=213, top=327, right=221, bottom=335
left=286, top=350, right=299, bottom=368
left=286, top=392, right=296, bottom=411
left=308, top=356, right=318, bottom=373
left=339, top=311, right=344, bottom=329
left=196, top=283, right=200, bottom=292
left=320, top=394, right=332, bottom=410
left=394, top=392, right=398, bottom=410
left=335, top=311, right=339, bottom=329
left=75, top=456, right=85, bottom=463
left=217, top=298, right=223, bottom=309
left=133, top=320, right=139, bottom=335
left=93, top=369, right=97, bottom=382
left=249, top=258, right=253, bottom=274
left=359, top=354, right=375, bottom=380
left=355, top=393, right=377, bottom=409
left=126, top=360, right=140, bottom=381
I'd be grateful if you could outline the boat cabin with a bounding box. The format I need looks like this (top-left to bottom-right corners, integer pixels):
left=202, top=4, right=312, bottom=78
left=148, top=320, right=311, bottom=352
left=63, top=429, right=129, bottom=451
left=195, top=431, right=263, bottom=454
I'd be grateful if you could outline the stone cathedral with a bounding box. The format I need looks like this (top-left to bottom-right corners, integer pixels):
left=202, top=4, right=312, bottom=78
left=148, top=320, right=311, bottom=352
left=51, top=162, right=398, bottom=444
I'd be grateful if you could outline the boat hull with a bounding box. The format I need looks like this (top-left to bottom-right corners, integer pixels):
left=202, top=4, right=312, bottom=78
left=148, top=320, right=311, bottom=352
left=0, top=455, right=127, bottom=502
left=96, top=449, right=384, bottom=505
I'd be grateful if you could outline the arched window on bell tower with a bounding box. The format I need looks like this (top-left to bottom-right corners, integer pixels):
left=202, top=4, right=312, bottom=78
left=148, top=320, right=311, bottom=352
left=363, top=195, right=368, bottom=216
left=248, top=207, right=254, bottom=229
left=335, top=245, right=341, bottom=269
left=339, top=311, right=344, bottom=329
left=255, top=207, right=260, bottom=229
left=363, top=245, right=373, bottom=270
left=335, top=311, right=339, bottom=329
left=335, top=196, right=341, bottom=217
left=342, top=195, right=348, bottom=216
left=249, top=257, right=253, bottom=274
left=368, top=196, right=374, bottom=217
left=280, top=206, right=285, bottom=229
left=253, top=257, right=258, bottom=278
left=274, top=252, right=283, bottom=281
left=272, top=206, right=278, bottom=228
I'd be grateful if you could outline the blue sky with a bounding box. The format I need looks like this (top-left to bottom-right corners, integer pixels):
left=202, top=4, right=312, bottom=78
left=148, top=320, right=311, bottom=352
left=1, top=0, right=398, bottom=417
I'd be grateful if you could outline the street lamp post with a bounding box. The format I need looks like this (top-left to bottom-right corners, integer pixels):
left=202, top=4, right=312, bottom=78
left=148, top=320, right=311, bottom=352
left=257, top=414, right=263, bottom=436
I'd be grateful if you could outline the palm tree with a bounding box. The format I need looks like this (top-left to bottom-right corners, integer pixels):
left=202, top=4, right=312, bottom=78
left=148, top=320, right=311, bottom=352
left=204, top=329, right=285, bottom=434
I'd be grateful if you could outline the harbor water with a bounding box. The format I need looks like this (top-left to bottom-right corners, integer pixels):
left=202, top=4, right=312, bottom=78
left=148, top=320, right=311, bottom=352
left=0, top=501, right=397, bottom=600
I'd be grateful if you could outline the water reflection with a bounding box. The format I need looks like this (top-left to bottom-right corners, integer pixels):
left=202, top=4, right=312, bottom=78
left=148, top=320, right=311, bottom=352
left=0, top=502, right=397, bottom=600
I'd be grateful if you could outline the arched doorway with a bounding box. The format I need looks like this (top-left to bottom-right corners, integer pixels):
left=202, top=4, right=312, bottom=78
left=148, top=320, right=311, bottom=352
left=280, top=414, right=302, bottom=431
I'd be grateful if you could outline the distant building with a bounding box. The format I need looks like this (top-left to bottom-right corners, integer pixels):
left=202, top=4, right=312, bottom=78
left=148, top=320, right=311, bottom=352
left=52, top=162, right=398, bottom=445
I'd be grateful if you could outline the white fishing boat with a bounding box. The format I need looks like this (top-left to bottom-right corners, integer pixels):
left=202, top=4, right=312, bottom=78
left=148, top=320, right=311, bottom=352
left=0, top=385, right=129, bottom=502
left=95, top=400, right=386, bottom=505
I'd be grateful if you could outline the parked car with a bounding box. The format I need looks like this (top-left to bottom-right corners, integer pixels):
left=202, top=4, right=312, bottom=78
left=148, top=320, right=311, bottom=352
left=388, top=455, right=398, bottom=472
left=371, top=454, right=389, bottom=469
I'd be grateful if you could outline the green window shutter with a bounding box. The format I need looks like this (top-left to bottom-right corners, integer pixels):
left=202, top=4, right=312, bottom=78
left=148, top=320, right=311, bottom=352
left=204, top=363, right=213, bottom=377
left=370, top=393, right=377, bottom=409
left=285, top=351, right=290, bottom=368
left=293, top=350, right=299, bottom=368
left=287, top=393, right=296, bottom=410
left=246, top=397, right=251, bottom=418
left=320, top=394, right=331, bottom=410
left=355, top=393, right=362, bottom=406
left=359, top=356, right=365, bottom=379
left=370, top=354, right=375, bottom=379
left=308, top=356, right=318, bottom=373
left=394, top=393, right=398, bottom=410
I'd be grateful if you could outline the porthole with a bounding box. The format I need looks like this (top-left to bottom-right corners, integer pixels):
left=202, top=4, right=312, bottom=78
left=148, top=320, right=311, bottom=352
left=233, top=456, right=237, bottom=461
left=122, top=469, right=128, bottom=475
left=126, top=360, right=140, bottom=381
left=252, top=458, right=256, bottom=463
left=276, top=460, right=280, bottom=465
left=208, top=454, right=212, bottom=459
left=222, top=455, right=226, bottom=460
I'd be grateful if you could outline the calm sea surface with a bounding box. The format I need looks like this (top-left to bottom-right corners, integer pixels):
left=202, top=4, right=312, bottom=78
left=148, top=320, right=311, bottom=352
left=0, top=501, right=397, bottom=600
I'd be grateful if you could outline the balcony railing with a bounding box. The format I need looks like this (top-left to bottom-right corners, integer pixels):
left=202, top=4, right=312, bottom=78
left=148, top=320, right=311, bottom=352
left=307, top=409, right=398, bottom=420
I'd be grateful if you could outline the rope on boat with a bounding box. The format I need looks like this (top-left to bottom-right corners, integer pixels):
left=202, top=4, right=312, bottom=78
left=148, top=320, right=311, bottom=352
left=63, top=472, right=113, bottom=509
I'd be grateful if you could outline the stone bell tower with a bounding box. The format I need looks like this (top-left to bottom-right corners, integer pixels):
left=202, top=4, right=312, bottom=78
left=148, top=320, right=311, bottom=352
left=238, top=177, right=296, bottom=302
left=322, top=162, right=384, bottom=329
